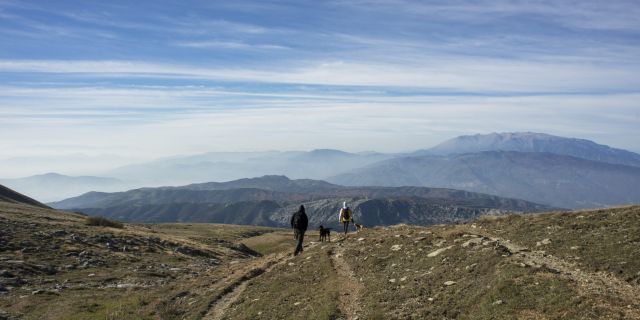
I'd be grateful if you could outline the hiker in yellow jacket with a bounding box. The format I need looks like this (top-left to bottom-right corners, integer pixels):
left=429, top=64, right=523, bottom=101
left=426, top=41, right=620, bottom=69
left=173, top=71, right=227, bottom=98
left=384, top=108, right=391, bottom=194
left=339, top=201, right=353, bottom=235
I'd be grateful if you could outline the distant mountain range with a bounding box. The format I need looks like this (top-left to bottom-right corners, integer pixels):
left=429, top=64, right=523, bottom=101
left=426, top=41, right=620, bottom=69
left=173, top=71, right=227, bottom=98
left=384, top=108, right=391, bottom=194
left=327, top=132, right=640, bottom=209
left=328, top=151, right=640, bottom=209
left=105, top=149, right=395, bottom=186
left=8, top=132, right=640, bottom=210
left=50, top=175, right=552, bottom=227
left=0, top=173, right=126, bottom=202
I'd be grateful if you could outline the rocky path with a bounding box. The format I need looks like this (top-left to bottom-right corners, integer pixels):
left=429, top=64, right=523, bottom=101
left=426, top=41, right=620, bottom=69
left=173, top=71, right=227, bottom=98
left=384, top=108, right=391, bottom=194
left=463, top=228, right=640, bottom=318
left=202, top=242, right=318, bottom=320
left=329, top=241, right=364, bottom=320
left=202, top=252, right=290, bottom=320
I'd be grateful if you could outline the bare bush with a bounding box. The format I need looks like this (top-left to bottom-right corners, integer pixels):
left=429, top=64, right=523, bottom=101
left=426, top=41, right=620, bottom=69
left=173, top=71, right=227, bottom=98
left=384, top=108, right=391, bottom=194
left=86, top=216, right=124, bottom=228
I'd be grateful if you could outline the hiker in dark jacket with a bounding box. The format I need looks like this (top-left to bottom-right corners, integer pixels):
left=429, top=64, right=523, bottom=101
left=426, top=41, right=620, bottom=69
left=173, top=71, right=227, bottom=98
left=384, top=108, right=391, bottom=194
left=290, top=205, right=308, bottom=256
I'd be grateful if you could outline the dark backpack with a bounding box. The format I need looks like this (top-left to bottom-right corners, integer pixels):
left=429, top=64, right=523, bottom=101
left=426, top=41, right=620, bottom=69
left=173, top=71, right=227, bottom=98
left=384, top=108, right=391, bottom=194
left=341, top=207, right=352, bottom=221
left=291, top=211, right=308, bottom=229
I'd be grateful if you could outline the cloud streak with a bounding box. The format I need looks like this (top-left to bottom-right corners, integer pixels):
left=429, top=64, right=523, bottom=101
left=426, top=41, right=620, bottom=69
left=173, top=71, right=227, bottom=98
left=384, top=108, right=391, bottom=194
left=1, top=58, right=639, bottom=93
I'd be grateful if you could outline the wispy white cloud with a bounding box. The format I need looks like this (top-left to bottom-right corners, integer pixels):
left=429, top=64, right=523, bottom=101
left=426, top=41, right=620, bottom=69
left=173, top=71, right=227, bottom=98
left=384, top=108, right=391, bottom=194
left=174, top=40, right=289, bottom=50
left=1, top=83, right=639, bottom=159
left=342, top=0, right=640, bottom=31
left=1, top=58, right=639, bottom=93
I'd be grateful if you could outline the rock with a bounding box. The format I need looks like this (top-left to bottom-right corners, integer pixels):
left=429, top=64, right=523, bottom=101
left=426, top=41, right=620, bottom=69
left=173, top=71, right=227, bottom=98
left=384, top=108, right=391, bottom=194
left=0, top=270, right=15, bottom=278
left=465, top=263, right=478, bottom=270
left=493, top=299, right=504, bottom=305
left=427, top=246, right=454, bottom=257
left=427, top=297, right=434, bottom=301
left=444, top=281, right=456, bottom=286
left=433, top=239, right=447, bottom=247
left=50, top=230, right=68, bottom=237
left=462, top=238, right=483, bottom=248
left=357, top=238, right=365, bottom=241
left=293, top=302, right=301, bottom=306
left=389, top=279, right=396, bottom=283
left=31, top=289, right=59, bottom=295
left=391, top=245, right=402, bottom=251
left=400, top=277, right=407, bottom=282
left=35, top=264, right=57, bottom=275
left=536, top=238, right=552, bottom=246
left=0, top=278, right=26, bottom=286
left=413, top=237, right=427, bottom=242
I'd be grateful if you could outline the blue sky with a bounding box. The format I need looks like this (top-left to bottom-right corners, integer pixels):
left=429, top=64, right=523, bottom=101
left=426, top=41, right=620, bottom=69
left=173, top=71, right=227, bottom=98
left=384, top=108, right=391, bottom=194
left=1, top=0, right=640, bottom=176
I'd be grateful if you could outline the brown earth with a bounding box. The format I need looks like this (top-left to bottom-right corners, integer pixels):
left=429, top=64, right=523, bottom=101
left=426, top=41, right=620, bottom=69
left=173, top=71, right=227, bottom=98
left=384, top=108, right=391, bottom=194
left=1, top=201, right=639, bottom=319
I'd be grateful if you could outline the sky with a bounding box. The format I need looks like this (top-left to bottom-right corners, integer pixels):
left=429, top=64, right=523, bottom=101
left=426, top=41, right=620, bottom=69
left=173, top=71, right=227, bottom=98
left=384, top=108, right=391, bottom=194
left=1, top=0, right=640, bottom=177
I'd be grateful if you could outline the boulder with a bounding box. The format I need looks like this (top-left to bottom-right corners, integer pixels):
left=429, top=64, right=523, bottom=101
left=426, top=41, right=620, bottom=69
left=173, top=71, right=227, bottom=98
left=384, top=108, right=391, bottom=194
left=536, top=238, right=552, bottom=246
left=427, top=245, right=454, bottom=257
left=462, top=238, right=483, bottom=248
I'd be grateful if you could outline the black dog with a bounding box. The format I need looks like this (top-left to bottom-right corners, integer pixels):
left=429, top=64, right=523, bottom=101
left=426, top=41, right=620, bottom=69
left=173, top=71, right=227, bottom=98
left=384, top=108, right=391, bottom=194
left=319, top=225, right=331, bottom=242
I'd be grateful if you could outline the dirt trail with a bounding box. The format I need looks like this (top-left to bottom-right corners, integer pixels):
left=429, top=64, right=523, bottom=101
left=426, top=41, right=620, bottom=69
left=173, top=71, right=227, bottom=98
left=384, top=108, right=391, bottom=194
left=330, top=243, right=364, bottom=320
left=202, top=242, right=318, bottom=320
left=463, top=228, right=640, bottom=318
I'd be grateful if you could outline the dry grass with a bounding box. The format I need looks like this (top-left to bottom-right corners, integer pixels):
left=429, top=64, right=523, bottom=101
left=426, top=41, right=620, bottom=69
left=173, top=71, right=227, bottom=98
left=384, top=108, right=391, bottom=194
left=2, top=202, right=639, bottom=319
left=0, top=202, right=291, bottom=320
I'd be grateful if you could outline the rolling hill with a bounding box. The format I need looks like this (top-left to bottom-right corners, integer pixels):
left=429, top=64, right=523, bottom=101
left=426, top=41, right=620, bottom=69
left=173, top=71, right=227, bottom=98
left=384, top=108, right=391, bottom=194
left=49, top=176, right=552, bottom=227
left=2, top=195, right=638, bottom=319
left=0, top=183, right=49, bottom=208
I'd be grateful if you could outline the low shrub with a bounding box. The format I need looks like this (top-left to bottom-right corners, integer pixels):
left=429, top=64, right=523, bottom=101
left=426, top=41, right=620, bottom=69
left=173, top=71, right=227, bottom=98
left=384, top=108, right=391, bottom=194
left=86, top=216, right=124, bottom=228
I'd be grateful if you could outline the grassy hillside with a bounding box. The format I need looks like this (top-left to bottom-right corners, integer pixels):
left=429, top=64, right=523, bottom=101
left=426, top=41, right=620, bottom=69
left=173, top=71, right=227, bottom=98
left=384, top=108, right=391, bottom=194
left=1, top=202, right=638, bottom=319
left=0, top=202, right=290, bottom=319
left=226, top=206, right=640, bottom=319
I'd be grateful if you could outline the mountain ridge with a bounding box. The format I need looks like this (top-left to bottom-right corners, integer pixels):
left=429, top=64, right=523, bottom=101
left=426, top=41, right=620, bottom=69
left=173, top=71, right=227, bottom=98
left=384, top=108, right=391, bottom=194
left=49, top=175, right=553, bottom=227
left=0, top=172, right=125, bottom=202
left=421, top=132, right=640, bottom=167
left=329, top=150, right=640, bottom=209
left=0, top=183, right=49, bottom=208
